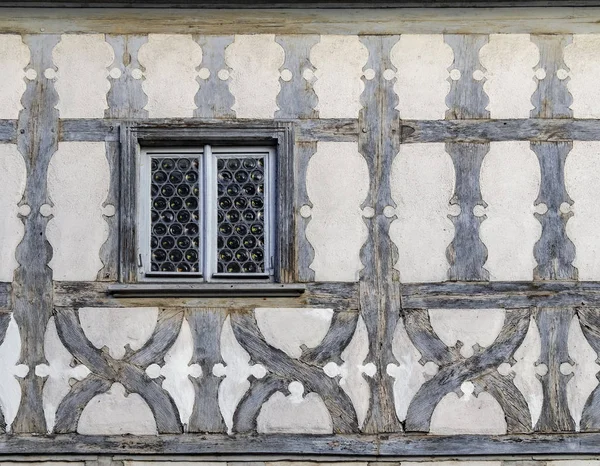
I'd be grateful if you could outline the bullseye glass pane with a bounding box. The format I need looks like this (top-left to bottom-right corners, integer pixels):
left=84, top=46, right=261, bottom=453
left=216, top=155, right=266, bottom=274
left=150, top=156, right=200, bottom=274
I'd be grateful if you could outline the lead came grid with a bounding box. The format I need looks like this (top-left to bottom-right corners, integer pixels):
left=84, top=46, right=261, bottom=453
left=150, top=156, right=201, bottom=273
left=216, top=155, right=266, bottom=274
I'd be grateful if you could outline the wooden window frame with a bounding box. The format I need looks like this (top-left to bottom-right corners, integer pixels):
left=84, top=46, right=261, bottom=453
left=119, top=120, right=295, bottom=288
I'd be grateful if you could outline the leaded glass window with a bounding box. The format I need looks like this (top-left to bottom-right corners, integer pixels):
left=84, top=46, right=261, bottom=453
left=139, top=146, right=275, bottom=281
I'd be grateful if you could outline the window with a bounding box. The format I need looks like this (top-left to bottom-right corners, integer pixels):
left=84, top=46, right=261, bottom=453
left=118, top=121, right=295, bottom=287
left=138, top=146, right=276, bottom=281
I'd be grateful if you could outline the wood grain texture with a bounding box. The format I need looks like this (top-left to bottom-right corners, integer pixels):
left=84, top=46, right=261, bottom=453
left=97, top=141, right=119, bottom=281
left=194, top=36, right=235, bottom=119
left=358, top=35, right=402, bottom=434
left=0, top=120, right=16, bottom=143
left=295, top=141, right=316, bottom=282
left=0, top=283, right=11, bottom=310
left=401, top=281, right=600, bottom=309
left=11, top=34, right=60, bottom=434
left=0, top=311, right=12, bottom=433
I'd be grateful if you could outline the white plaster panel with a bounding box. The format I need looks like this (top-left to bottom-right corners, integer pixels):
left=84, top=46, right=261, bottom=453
left=388, top=316, right=438, bottom=423
left=565, top=35, right=600, bottom=118
left=311, top=35, right=368, bottom=118
left=257, top=381, right=333, bottom=434
left=225, top=35, right=284, bottom=118
left=429, top=309, right=505, bottom=358
left=145, top=317, right=201, bottom=427
left=323, top=317, right=375, bottom=428
left=479, top=34, right=539, bottom=118
left=509, top=317, right=544, bottom=428
left=389, top=143, right=454, bottom=283
left=565, top=142, right=600, bottom=280
left=0, top=316, right=28, bottom=432
left=215, top=316, right=266, bottom=434
left=46, top=142, right=110, bottom=281
left=78, top=307, right=159, bottom=360
left=138, top=34, right=202, bottom=118
left=390, top=34, right=453, bottom=120
left=306, top=141, right=369, bottom=281
left=430, top=382, right=507, bottom=435
left=480, top=141, right=541, bottom=281
left=255, top=308, right=333, bottom=359
left=0, top=144, right=26, bottom=282
left=566, top=314, right=600, bottom=431
left=77, top=382, right=158, bottom=435
left=53, top=34, right=114, bottom=118
left=0, top=35, right=29, bottom=119
left=36, top=317, right=91, bottom=433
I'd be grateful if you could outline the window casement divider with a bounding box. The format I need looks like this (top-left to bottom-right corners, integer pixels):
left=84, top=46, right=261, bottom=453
left=118, top=120, right=295, bottom=287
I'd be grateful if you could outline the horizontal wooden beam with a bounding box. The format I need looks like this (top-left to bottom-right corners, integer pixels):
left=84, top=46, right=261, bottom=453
left=2, top=432, right=600, bottom=457
left=54, top=281, right=359, bottom=310
left=401, top=118, right=600, bottom=143
left=107, top=282, right=306, bottom=298
left=401, top=281, right=600, bottom=309
left=59, top=118, right=358, bottom=143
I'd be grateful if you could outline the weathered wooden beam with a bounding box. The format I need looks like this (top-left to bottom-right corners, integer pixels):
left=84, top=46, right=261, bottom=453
left=59, top=118, right=358, bottom=143
left=0, top=120, right=16, bottom=143
left=401, top=281, right=600, bottom=309
left=400, top=119, right=600, bottom=143
left=3, top=432, right=600, bottom=456
left=54, top=281, right=359, bottom=310
left=0, top=283, right=11, bottom=310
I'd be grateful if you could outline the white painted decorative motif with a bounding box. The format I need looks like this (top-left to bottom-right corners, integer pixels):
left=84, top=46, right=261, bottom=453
left=306, top=142, right=369, bottom=281
left=0, top=35, right=30, bottom=119
left=138, top=34, right=202, bottom=118
left=479, top=34, right=539, bottom=118
left=225, top=35, right=285, bottom=118
left=46, top=142, right=110, bottom=281
left=480, top=141, right=541, bottom=281
left=78, top=307, right=159, bottom=360
left=145, top=318, right=202, bottom=427
left=323, top=317, right=376, bottom=428
left=257, top=381, right=333, bottom=434
left=0, top=144, right=26, bottom=282
left=390, top=34, right=453, bottom=120
left=0, top=317, right=29, bottom=432
left=387, top=317, right=438, bottom=423
left=77, top=382, right=158, bottom=435
left=430, top=381, right=507, bottom=435
left=389, top=143, right=455, bottom=283
left=564, top=35, right=600, bottom=118
left=35, top=317, right=91, bottom=433
left=52, top=34, right=114, bottom=118
left=566, top=314, right=600, bottom=431
left=255, top=308, right=333, bottom=359
left=565, top=142, right=600, bottom=280
left=311, top=35, right=368, bottom=118
left=213, top=316, right=267, bottom=434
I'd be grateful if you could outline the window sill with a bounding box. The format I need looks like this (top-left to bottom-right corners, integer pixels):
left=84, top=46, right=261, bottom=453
left=107, top=283, right=306, bottom=298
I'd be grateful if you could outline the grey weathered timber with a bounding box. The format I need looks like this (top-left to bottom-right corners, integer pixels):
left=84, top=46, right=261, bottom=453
left=194, top=36, right=235, bottom=119
left=532, top=142, right=577, bottom=280
left=59, top=119, right=120, bottom=142
left=0, top=311, right=12, bottom=433
left=534, top=308, right=575, bottom=432
left=187, top=309, right=227, bottom=433
left=531, top=35, right=572, bottom=119
left=275, top=35, right=319, bottom=120
left=444, top=34, right=489, bottom=120
left=230, top=311, right=359, bottom=433
left=0, top=283, right=11, bottom=309
left=97, top=140, right=119, bottom=281
left=358, top=35, right=402, bottom=434
left=53, top=308, right=184, bottom=434
left=11, top=34, right=60, bottom=434
left=401, top=281, right=600, bottom=309
left=446, top=142, right=490, bottom=281
left=295, top=141, right=316, bottom=282
left=574, top=307, right=600, bottom=431
left=404, top=308, right=532, bottom=433
left=53, top=281, right=359, bottom=310
left=0, top=120, right=16, bottom=143
left=105, top=35, right=149, bottom=119
left=107, top=283, right=306, bottom=297
left=400, top=118, right=600, bottom=143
